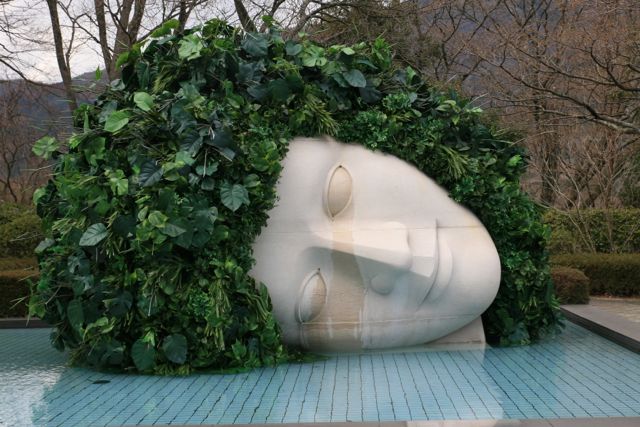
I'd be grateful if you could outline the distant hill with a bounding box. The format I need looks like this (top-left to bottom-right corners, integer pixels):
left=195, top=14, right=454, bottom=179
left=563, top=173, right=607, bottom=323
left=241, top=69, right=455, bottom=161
left=0, top=70, right=107, bottom=135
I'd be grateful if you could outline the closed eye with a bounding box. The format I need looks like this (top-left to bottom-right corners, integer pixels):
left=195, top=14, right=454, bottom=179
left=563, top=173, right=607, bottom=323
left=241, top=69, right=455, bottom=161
left=325, top=164, right=352, bottom=218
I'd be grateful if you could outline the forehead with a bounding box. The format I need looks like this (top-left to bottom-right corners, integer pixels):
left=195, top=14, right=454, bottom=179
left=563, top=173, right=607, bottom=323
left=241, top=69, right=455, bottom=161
left=265, top=137, right=482, bottom=231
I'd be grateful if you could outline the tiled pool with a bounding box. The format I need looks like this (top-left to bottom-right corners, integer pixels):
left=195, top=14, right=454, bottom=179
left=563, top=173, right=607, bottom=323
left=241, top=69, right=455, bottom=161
left=1, top=322, right=639, bottom=426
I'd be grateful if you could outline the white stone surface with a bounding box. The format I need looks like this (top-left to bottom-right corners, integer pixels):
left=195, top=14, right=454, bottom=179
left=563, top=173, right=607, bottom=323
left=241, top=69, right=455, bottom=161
left=251, top=137, right=501, bottom=351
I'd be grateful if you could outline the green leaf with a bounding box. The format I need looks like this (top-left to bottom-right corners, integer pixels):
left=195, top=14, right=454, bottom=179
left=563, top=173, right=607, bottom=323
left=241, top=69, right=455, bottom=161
left=175, top=150, right=196, bottom=166
left=112, top=215, right=136, bottom=237
left=342, top=69, right=366, bottom=88
left=32, top=136, right=59, bottom=159
left=206, top=128, right=236, bottom=160
left=79, top=223, right=108, bottom=246
left=341, top=47, right=356, bottom=55
left=95, top=68, right=102, bottom=81
left=151, top=19, right=179, bottom=38
left=67, top=299, right=84, bottom=332
left=268, top=79, right=291, bottom=102
left=104, top=110, right=130, bottom=133
left=178, top=34, right=204, bottom=60
left=133, top=92, right=154, bottom=112
left=220, top=182, right=249, bottom=212
left=139, top=160, right=163, bottom=187
left=104, top=291, right=133, bottom=317
left=131, top=339, right=156, bottom=371
left=33, top=187, right=46, bottom=204
left=162, top=222, right=186, bottom=237
left=196, top=162, right=218, bottom=176
left=242, top=33, right=269, bottom=57
left=148, top=211, right=168, bottom=228
left=508, top=155, right=522, bottom=167
left=35, top=238, right=55, bottom=254
left=115, top=52, right=129, bottom=68
left=285, top=42, right=302, bottom=56
left=162, top=334, right=187, bottom=364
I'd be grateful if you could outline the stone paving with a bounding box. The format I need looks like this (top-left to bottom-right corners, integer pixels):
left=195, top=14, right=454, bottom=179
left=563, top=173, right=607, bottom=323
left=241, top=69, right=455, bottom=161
left=589, top=297, right=640, bottom=323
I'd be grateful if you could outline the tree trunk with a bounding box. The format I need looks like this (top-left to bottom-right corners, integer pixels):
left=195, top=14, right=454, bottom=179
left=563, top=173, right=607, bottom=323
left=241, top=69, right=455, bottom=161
left=45, top=0, right=78, bottom=114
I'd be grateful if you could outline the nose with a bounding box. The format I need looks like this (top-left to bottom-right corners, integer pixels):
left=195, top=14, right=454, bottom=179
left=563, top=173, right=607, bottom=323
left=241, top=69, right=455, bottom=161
left=314, top=221, right=416, bottom=295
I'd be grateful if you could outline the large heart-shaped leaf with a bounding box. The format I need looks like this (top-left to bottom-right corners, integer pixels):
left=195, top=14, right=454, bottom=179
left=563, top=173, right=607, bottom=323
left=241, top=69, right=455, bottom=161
left=104, top=110, right=130, bottom=133
left=67, top=299, right=84, bottom=331
left=220, top=182, right=249, bottom=212
left=139, top=160, right=163, bottom=187
left=133, top=92, right=154, bottom=112
left=79, top=223, right=108, bottom=246
left=162, top=334, right=187, bottom=364
left=242, top=33, right=268, bottom=57
left=343, top=69, right=367, bottom=88
left=131, top=339, right=156, bottom=371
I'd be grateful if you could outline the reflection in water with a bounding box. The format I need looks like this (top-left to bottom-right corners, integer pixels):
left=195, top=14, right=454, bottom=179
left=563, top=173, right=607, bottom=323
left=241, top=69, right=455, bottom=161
left=0, top=329, right=66, bottom=426
left=0, top=324, right=639, bottom=426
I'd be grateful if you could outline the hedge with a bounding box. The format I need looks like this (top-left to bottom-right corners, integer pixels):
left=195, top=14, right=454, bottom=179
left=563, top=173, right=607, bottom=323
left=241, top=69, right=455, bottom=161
left=0, top=203, right=42, bottom=258
left=0, top=257, right=38, bottom=271
left=551, top=253, right=640, bottom=296
left=550, top=266, right=589, bottom=304
left=545, top=209, right=640, bottom=254
left=0, top=268, right=39, bottom=318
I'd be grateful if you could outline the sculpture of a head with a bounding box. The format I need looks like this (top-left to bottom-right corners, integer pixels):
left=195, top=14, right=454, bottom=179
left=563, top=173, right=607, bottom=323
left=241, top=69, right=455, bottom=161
left=251, top=137, right=501, bottom=351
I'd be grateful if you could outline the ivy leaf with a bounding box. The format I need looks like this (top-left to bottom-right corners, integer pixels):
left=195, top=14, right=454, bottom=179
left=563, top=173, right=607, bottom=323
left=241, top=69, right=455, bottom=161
left=242, top=33, right=268, bottom=57
left=131, top=339, right=156, bottom=371
left=32, top=136, right=59, bottom=159
left=148, top=211, right=168, bottom=228
left=104, top=110, right=130, bottom=133
left=67, top=299, right=84, bottom=332
left=162, top=334, right=187, bottom=364
left=285, top=42, right=302, bottom=56
left=342, top=69, right=366, bottom=88
left=178, top=34, right=204, bottom=60
left=220, top=182, right=249, bottom=212
left=79, top=223, right=108, bottom=246
left=133, top=92, right=154, bottom=112
left=162, top=222, right=186, bottom=237
left=139, top=160, right=163, bottom=187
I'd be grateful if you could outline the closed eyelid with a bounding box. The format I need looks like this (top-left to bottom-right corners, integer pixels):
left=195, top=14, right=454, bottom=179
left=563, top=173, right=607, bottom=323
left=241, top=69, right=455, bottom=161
left=325, top=164, right=352, bottom=218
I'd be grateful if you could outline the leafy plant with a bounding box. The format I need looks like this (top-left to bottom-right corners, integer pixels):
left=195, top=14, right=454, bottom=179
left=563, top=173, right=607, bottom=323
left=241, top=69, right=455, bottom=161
left=31, top=19, right=561, bottom=372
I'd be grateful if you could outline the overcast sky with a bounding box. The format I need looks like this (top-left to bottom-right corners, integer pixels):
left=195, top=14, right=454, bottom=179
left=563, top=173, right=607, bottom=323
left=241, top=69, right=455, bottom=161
left=0, top=0, right=243, bottom=83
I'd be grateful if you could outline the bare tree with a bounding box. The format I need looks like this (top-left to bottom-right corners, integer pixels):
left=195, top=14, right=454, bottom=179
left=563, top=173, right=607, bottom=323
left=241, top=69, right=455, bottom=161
left=0, top=81, right=51, bottom=203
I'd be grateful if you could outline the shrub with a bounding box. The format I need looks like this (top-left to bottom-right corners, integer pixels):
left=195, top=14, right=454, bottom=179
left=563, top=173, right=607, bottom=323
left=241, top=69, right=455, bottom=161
left=551, top=253, right=640, bottom=296
left=544, top=209, right=640, bottom=254
left=0, top=203, right=43, bottom=258
left=0, top=269, right=39, bottom=318
left=550, top=266, right=589, bottom=304
left=31, top=19, right=560, bottom=373
left=0, top=203, right=30, bottom=225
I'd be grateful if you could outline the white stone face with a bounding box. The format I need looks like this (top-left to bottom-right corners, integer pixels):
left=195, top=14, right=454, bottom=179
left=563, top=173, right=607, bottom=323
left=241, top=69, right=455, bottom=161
left=250, top=137, right=501, bottom=351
